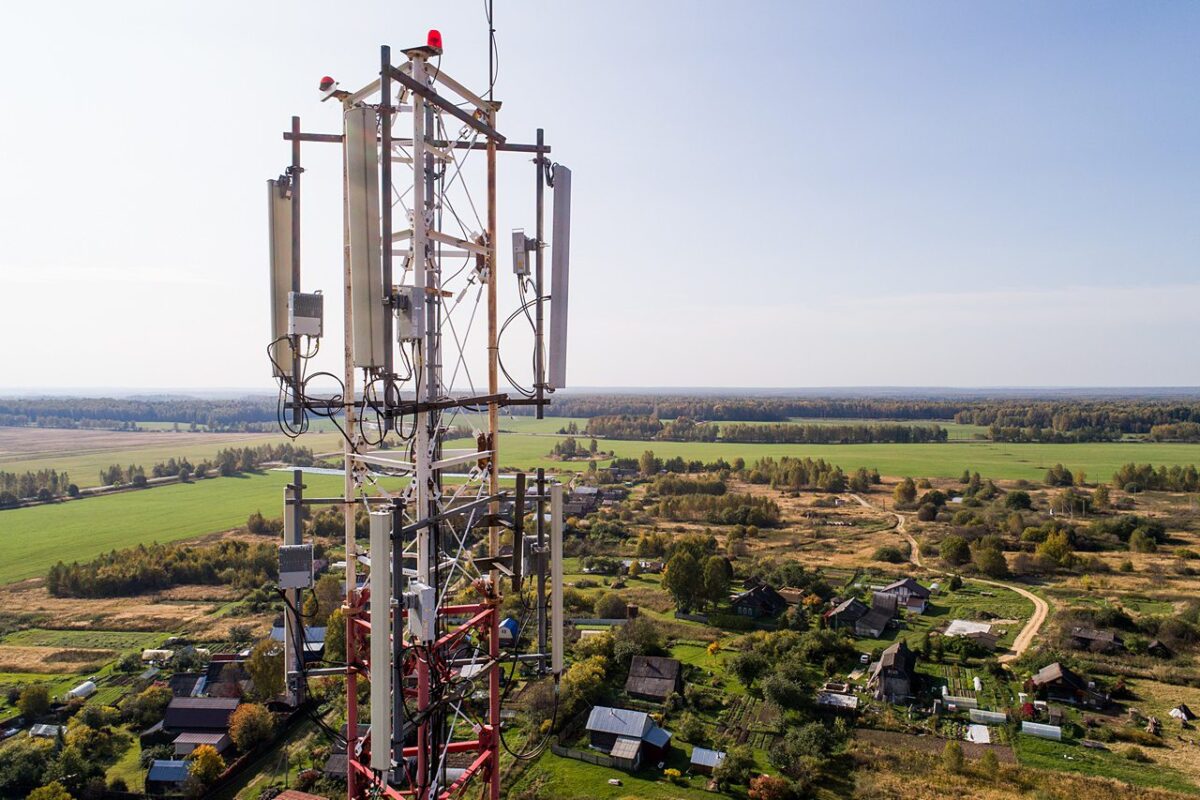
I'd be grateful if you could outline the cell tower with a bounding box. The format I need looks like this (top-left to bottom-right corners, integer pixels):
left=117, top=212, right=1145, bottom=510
left=266, top=24, right=571, bottom=800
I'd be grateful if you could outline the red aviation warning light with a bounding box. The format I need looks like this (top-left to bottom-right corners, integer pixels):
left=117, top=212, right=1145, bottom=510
left=318, top=76, right=336, bottom=91
left=427, top=29, right=443, bottom=52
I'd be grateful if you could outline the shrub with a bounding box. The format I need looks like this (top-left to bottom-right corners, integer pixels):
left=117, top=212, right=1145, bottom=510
left=942, top=741, right=964, bottom=773
left=872, top=546, right=906, bottom=564
left=1123, top=746, right=1152, bottom=763
left=593, top=591, right=627, bottom=619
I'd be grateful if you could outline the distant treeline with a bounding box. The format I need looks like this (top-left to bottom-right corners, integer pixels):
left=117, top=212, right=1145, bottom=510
left=586, top=415, right=946, bottom=444
left=651, top=475, right=727, bottom=496
left=528, top=396, right=975, bottom=422
left=1111, top=462, right=1200, bottom=493
left=721, top=422, right=948, bottom=444
left=0, top=468, right=74, bottom=505
left=0, top=397, right=279, bottom=431
left=657, top=493, right=781, bottom=527
left=744, top=456, right=852, bottom=493
left=47, top=539, right=278, bottom=597
left=98, top=443, right=312, bottom=486
left=11, top=393, right=1200, bottom=438
left=957, top=401, right=1200, bottom=437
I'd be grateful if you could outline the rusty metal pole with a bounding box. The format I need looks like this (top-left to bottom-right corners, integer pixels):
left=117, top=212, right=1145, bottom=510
left=485, top=103, right=502, bottom=800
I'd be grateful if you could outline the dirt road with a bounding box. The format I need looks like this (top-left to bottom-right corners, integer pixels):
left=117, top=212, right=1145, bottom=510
left=849, top=492, right=1049, bottom=663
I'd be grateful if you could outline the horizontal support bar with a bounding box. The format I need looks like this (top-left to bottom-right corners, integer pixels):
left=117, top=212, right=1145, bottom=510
left=398, top=492, right=505, bottom=537
left=388, top=65, right=506, bottom=142
left=431, top=450, right=491, bottom=471
left=284, top=131, right=549, bottom=153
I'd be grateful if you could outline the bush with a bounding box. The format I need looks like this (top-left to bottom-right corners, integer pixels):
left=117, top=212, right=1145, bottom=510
left=1123, top=746, right=1152, bottom=763
left=942, top=741, right=964, bottom=773
left=872, top=546, right=906, bottom=564
left=593, top=591, right=627, bottom=619
left=940, top=535, right=971, bottom=566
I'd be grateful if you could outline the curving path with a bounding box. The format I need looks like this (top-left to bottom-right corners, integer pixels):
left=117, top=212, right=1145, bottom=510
left=849, top=492, right=1049, bottom=663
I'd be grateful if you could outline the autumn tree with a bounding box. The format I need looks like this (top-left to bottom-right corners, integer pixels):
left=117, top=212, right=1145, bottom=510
left=663, top=551, right=702, bottom=612
left=28, top=783, right=72, bottom=800
left=893, top=477, right=917, bottom=506
left=246, top=639, right=284, bottom=701
left=188, top=744, right=226, bottom=786
left=702, top=555, right=731, bottom=610
left=229, top=703, right=275, bottom=752
left=18, top=684, right=50, bottom=719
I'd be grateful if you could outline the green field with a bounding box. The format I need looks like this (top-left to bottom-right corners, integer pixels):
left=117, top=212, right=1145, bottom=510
left=469, top=422, right=1200, bottom=482
left=1015, top=733, right=1198, bottom=794
left=1, top=429, right=345, bottom=488
left=1, top=628, right=167, bottom=651
left=0, top=472, right=351, bottom=585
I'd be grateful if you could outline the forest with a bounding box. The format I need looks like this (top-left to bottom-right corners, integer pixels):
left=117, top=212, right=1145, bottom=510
left=46, top=539, right=279, bottom=598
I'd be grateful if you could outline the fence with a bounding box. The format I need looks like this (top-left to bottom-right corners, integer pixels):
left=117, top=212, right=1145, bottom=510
left=551, top=743, right=615, bottom=769
left=674, top=612, right=710, bottom=623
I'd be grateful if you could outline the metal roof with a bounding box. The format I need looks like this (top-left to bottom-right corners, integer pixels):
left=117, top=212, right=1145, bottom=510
left=609, top=736, right=642, bottom=761
left=173, top=731, right=229, bottom=745
left=816, top=692, right=858, bottom=710
left=690, top=747, right=726, bottom=769
left=29, top=724, right=63, bottom=737
left=585, top=706, right=651, bottom=738
left=644, top=725, right=671, bottom=748
left=148, top=760, right=191, bottom=783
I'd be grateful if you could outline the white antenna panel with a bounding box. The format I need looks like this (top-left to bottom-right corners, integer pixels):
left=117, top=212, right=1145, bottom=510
left=267, top=179, right=293, bottom=378
left=548, top=166, right=571, bottom=389
left=346, top=106, right=385, bottom=369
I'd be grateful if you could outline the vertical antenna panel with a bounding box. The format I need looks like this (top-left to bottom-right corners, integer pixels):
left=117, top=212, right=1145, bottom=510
left=346, top=106, right=385, bottom=369
left=547, top=166, right=571, bottom=389
left=550, top=483, right=564, bottom=675
left=267, top=179, right=293, bottom=378
left=368, top=511, right=393, bottom=771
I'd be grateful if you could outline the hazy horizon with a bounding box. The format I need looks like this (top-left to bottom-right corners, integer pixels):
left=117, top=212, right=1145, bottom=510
left=2, top=1, right=1197, bottom=389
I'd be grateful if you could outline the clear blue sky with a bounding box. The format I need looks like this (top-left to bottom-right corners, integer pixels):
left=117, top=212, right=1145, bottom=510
left=1, top=1, right=1196, bottom=389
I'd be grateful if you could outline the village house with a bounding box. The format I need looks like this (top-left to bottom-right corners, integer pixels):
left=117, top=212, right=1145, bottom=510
left=825, top=597, right=869, bottom=630
left=1026, top=662, right=1108, bottom=709
left=855, top=593, right=898, bottom=638
left=1068, top=626, right=1124, bottom=653
left=1147, top=639, right=1174, bottom=659
left=163, top=696, right=241, bottom=735
left=625, top=655, right=683, bottom=703
left=585, top=706, right=672, bottom=771
left=731, top=583, right=788, bottom=619
left=877, top=577, right=931, bottom=614
left=868, top=640, right=918, bottom=703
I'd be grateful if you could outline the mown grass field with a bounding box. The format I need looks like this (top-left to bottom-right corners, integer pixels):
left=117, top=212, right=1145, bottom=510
left=1014, top=733, right=1198, bottom=794
left=0, top=426, right=344, bottom=488
left=461, top=420, right=1200, bottom=482
left=0, top=628, right=166, bottom=651
left=0, top=471, right=350, bottom=585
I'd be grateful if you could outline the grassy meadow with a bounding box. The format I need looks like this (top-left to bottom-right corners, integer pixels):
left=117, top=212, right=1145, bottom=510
left=473, top=418, right=1200, bottom=482
left=0, top=426, right=345, bottom=488
left=0, top=471, right=347, bottom=584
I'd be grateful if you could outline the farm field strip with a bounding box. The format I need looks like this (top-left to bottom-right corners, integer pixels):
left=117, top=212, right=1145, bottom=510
left=449, top=425, right=1200, bottom=481
left=0, top=472, right=350, bottom=585
left=1, top=426, right=344, bottom=488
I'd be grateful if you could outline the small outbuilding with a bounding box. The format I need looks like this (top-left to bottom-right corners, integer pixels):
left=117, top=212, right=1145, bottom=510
left=66, top=680, right=97, bottom=700
left=498, top=617, right=520, bottom=647
left=689, top=746, right=726, bottom=775
left=146, top=760, right=191, bottom=794
left=624, top=655, right=683, bottom=703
